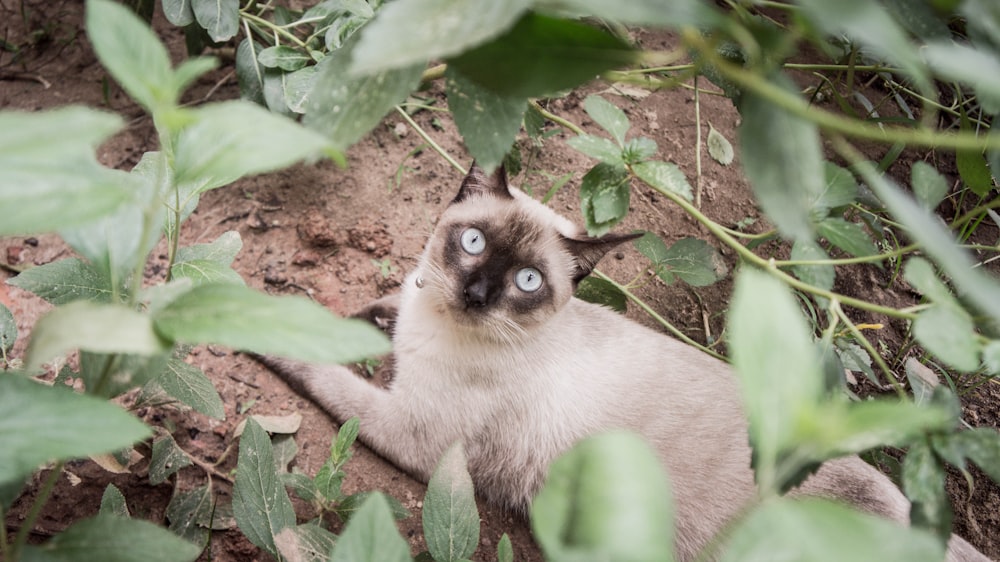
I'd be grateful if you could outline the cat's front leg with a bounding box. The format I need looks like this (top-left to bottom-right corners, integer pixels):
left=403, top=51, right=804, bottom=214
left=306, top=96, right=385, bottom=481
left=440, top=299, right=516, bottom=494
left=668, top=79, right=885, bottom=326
left=351, top=293, right=400, bottom=336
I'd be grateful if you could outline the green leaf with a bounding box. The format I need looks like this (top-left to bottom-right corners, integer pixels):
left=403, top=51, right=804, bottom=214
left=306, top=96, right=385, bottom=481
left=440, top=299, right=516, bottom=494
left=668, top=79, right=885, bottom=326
left=729, top=268, right=823, bottom=493
left=566, top=134, right=624, bottom=165
left=532, top=431, right=674, bottom=562
left=790, top=240, right=834, bottom=292
left=272, top=434, right=298, bottom=473
left=0, top=107, right=131, bottom=236
left=171, top=231, right=245, bottom=286
left=165, top=484, right=213, bottom=545
left=813, top=162, right=859, bottom=218
left=634, top=233, right=724, bottom=287
left=739, top=75, right=824, bottom=242
left=448, top=13, right=636, bottom=98
left=803, top=400, right=953, bottom=460
left=100, top=484, right=130, bottom=518
left=87, top=0, right=175, bottom=112
left=258, top=45, right=311, bottom=71
left=0, top=375, right=151, bottom=485
left=579, top=163, right=631, bottom=237
left=283, top=66, right=319, bottom=114
left=720, top=497, right=944, bottom=562
left=582, top=95, right=629, bottom=147
left=707, top=123, right=734, bottom=165
left=275, top=523, right=339, bottom=562
left=282, top=472, right=321, bottom=503
left=192, top=0, right=239, bottom=42
left=314, top=461, right=346, bottom=503
left=535, top=0, right=722, bottom=28
left=236, top=39, right=266, bottom=106
left=26, top=301, right=169, bottom=372
left=233, top=417, right=296, bottom=558
left=795, top=0, right=930, bottom=94
left=306, top=37, right=424, bottom=151
left=350, top=0, right=532, bottom=74
left=337, top=491, right=411, bottom=522
left=623, top=137, right=657, bottom=164
left=423, top=443, right=480, bottom=562
left=20, top=514, right=201, bottom=562
left=911, top=161, right=949, bottom=210
left=852, top=162, right=1000, bottom=325
left=881, top=0, right=951, bottom=40
left=984, top=340, right=1000, bottom=375
left=445, top=67, right=528, bottom=174
left=497, top=533, right=513, bottom=562
left=0, top=303, right=16, bottom=357
left=150, top=433, right=195, bottom=485
left=575, top=276, right=628, bottom=313
left=903, top=257, right=955, bottom=305
left=7, top=258, right=113, bottom=305
left=912, top=304, right=981, bottom=373
left=923, top=41, right=1000, bottom=114
left=332, top=417, right=361, bottom=466
left=175, top=101, right=340, bottom=188
left=162, top=0, right=194, bottom=26
left=153, top=284, right=389, bottom=363
left=953, top=427, right=1000, bottom=483
left=632, top=161, right=694, bottom=202
left=816, top=217, right=878, bottom=258
left=903, top=439, right=951, bottom=541
left=331, top=493, right=413, bottom=562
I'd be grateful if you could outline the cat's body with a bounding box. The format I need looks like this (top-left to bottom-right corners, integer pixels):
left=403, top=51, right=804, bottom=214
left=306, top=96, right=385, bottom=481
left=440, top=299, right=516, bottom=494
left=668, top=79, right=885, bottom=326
left=263, top=165, right=988, bottom=561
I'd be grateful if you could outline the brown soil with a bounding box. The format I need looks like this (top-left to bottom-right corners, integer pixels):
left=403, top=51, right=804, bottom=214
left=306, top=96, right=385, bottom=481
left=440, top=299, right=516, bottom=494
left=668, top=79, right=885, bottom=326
left=2, top=2, right=998, bottom=561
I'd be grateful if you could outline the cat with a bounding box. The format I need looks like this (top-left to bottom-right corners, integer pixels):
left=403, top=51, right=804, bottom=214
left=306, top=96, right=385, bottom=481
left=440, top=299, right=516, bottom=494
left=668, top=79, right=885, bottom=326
left=260, top=163, right=988, bottom=561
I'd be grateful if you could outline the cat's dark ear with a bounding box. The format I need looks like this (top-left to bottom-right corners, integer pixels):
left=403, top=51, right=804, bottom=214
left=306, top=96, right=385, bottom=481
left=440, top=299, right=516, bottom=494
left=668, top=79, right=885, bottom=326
left=563, top=231, right=643, bottom=284
left=452, top=161, right=514, bottom=204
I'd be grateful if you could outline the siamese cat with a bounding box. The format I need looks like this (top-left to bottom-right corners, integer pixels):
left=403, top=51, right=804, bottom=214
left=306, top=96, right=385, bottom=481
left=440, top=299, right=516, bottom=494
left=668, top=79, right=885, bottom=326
left=262, top=164, right=988, bottom=561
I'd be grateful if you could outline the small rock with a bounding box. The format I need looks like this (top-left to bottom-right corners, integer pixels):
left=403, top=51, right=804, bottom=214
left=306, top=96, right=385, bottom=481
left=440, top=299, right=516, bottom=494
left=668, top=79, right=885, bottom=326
left=6, top=246, right=23, bottom=265
left=292, top=249, right=322, bottom=266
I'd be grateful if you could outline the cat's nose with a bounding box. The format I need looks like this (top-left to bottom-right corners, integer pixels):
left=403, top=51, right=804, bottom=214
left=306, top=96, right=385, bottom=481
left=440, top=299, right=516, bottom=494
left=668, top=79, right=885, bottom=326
left=464, top=279, right=490, bottom=308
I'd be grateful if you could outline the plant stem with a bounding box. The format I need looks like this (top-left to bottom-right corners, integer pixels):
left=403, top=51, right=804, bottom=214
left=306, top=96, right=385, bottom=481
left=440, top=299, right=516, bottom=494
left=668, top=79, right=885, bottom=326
left=592, top=270, right=728, bottom=361
left=529, top=100, right=585, bottom=136
left=682, top=30, right=1000, bottom=152
left=11, top=461, right=65, bottom=559
left=830, top=299, right=906, bottom=398
left=239, top=12, right=308, bottom=48
left=394, top=106, right=465, bottom=174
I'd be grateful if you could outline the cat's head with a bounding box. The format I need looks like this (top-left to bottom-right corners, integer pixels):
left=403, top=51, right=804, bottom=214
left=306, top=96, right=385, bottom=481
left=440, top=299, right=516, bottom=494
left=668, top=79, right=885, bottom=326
left=413, top=163, right=639, bottom=343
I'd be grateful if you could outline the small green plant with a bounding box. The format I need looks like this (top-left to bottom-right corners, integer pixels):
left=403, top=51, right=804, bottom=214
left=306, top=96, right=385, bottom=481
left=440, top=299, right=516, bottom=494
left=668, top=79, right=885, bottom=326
left=0, top=1, right=388, bottom=560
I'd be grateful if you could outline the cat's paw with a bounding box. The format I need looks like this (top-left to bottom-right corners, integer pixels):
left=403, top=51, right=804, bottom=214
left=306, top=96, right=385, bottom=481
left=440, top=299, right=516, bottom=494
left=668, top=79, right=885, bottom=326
left=352, top=293, right=401, bottom=335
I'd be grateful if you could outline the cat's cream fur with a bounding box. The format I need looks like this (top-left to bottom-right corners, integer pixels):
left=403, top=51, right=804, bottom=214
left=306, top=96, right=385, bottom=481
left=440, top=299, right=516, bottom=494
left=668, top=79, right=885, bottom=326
left=263, top=165, right=988, bottom=561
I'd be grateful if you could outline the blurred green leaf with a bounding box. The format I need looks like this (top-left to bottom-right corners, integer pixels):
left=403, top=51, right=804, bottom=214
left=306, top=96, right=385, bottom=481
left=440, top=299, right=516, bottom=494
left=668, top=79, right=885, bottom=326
left=882, top=0, right=950, bottom=40
left=790, top=240, right=834, bottom=292
left=532, top=431, right=674, bottom=562
left=153, top=284, right=390, bottom=363
left=445, top=67, right=528, bottom=174
left=0, top=375, right=151, bottom=485
left=0, top=107, right=131, bottom=236
left=175, top=101, right=340, bottom=188
left=567, top=134, right=624, bottom=165
left=336, top=491, right=411, bottom=523
left=813, top=162, right=859, bottom=217
left=579, top=163, right=631, bottom=237
left=26, top=301, right=169, bottom=372
left=903, top=439, right=952, bottom=541
left=351, top=0, right=532, bottom=74
left=162, top=0, right=194, bottom=26
left=275, top=523, right=339, bottom=562
left=236, top=39, right=266, bottom=106
left=283, top=66, right=319, bottom=114
left=817, top=217, right=878, bottom=258
left=100, top=484, right=130, bottom=518
left=923, top=41, right=1000, bottom=114
left=536, top=0, right=722, bottom=27
left=192, top=0, right=238, bottom=42
left=8, top=258, right=113, bottom=305
left=449, top=13, right=635, bottom=98
left=233, top=417, right=296, bottom=558
left=497, top=534, right=513, bottom=562
left=575, top=276, right=628, bottom=313
left=952, top=427, right=1000, bottom=483
left=707, top=124, right=734, bottom=166
left=729, top=268, right=823, bottom=492
left=20, top=514, right=201, bottom=562
left=171, top=231, right=245, bottom=286
left=331, top=493, right=412, bottom=562
left=150, top=433, right=194, bottom=485
left=423, top=443, right=480, bottom=562
left=582, top=95, right=630, bottom=146
left=258, top=45, right=310, bottom=71
left=911, top=161, right=949, bottom=210
left=165, top=484, right=213, bottom=545
left=306, top=37, right=423, bottom=151
left=739, top=75, right=824, bottom=243
left=721, top=497, right=943, bottom=562
left=0, top=303, right=15, bottom=357
left=912, top=305, right=981, bottom=373
left=632, top=160, right=694, bottom=202
left=87, top=0, right=175, bottom=112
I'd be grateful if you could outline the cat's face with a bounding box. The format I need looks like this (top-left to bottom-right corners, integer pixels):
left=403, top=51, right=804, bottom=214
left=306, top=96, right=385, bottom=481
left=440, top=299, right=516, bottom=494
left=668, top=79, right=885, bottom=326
left=413, top=164, right=638, bottom=343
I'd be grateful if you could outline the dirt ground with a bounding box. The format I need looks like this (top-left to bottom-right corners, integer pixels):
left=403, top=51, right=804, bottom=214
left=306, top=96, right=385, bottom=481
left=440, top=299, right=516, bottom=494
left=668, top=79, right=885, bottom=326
left=2, top=2, right=998, bottom=561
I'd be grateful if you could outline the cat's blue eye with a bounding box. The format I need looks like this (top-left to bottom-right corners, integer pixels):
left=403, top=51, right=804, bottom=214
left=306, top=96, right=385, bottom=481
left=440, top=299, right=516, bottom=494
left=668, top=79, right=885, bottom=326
left=515, top=267, right=543, bottom=292
left=461, top=227, right=486, bottom=255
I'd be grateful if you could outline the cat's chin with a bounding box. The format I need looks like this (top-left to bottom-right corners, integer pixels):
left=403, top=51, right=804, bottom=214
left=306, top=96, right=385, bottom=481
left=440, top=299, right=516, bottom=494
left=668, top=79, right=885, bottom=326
left=442, top=305, right=529, bottom=345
